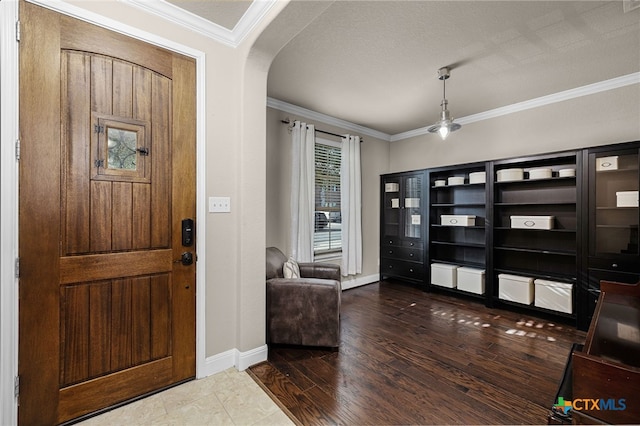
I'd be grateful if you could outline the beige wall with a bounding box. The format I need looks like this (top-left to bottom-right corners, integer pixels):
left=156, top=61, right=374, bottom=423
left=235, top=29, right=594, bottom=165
left=390, top=86, right=640, bottom=172
left=266, top=107, right=390, bottom=287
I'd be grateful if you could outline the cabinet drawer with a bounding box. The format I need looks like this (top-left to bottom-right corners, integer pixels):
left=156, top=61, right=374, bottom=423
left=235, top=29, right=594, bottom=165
left=382, top=246, right=423, bottom=262
left=381, top=259, right=425, bottom=281
left=403, top=240, right=422, bottom=249
left=382, top=238, right=422, bottom=249
left=383, top=237, right=401, bottom=246
left=588, top=258, right=640, bottom=273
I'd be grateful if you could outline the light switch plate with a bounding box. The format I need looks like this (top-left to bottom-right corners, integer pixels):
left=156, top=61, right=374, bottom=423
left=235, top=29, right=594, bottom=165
left=209, top=196, right=231, bottom=213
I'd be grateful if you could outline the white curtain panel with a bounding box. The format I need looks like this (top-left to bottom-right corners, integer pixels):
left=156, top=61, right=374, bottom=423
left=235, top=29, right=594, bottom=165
left=341, top=135, right=363, bottom=276
left=290, top=121, right=315, bottom=262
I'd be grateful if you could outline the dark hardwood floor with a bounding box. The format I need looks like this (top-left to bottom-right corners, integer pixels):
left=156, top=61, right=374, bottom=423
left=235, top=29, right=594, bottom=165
left=248, top=280, right=586, bottom=425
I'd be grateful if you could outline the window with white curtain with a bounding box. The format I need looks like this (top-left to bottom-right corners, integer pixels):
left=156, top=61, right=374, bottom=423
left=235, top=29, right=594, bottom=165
left=314, top=138, right=342, bottom=255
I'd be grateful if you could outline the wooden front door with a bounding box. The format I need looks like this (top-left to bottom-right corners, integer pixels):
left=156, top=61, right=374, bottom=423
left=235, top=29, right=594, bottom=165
left=18, top=3, right=196, bottom=424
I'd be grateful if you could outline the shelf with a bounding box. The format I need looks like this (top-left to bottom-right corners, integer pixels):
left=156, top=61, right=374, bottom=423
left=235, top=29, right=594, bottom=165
left=432, top=203, right=486, bottom=207
left=596, top=167, right=638, bottom=173
left=596, top=206, right=639, bottom=210
left=494, top=201, right=576, bottom=206
left=495, top=298, right=576, bottom=319
left=495, top=176, right=576, bottom=185
left=431, top=224, right=485, bottom=229
left=494, top=246, right=576, bottom=256
left=429, top=285, right=486, bottom=300
left=431, top=241, right=485, bottom=248
left=494, top=227, right=576, bottom=233
left=595, top=224, right=639, bottom=229
left=430, top=259, right=485, bottom=269
left=431, top=182, right=485, bottom=189
left=494, top=267, right=576, bottom=282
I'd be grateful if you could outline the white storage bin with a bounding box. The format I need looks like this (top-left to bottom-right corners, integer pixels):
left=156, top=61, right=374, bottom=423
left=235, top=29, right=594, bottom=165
left=510, top=215, right=554, bottom=230
left=434, top=180, right=446, bottom=187
left=431, top=263, right=458, bottom=288
left=405, top=198, right=420, bottom=208
left=385, top=183, right=399, bottom=192
left=534, top=279, right=573, bottom=314
left=498, top=274, right=534, bottom=304
left=528, top=168, right=552, bottom=180
left=391, top=198, right=399, bottom=208
left=559, top=168, right=575, bottom=177
left=448, top=176, right=465, bottom=186
left=457, top=267, right=485, bottom=294
left=597, top=156, right=618, bottom=171
left=441, top=215, right=476, bottom=226
left=469, top=172, right=486, bottom=184
left=497, top=168, right=524, bottom=182
left=616, top=191, right=639, bottom=207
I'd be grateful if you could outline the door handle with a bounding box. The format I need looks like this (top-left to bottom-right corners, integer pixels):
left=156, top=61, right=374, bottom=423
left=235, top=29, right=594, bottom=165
left=174, top=252, right=194, bottom=266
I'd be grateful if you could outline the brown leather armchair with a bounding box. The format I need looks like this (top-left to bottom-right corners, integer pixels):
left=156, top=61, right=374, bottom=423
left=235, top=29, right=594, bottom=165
left=266, top=247, right=341, bottom=348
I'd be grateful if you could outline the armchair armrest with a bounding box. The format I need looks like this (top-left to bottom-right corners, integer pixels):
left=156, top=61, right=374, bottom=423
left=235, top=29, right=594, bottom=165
left=298, top=262, right=341, bottom=281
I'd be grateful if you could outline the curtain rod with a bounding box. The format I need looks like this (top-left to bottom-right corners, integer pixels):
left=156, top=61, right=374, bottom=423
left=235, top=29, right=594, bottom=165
left=280, top=118, right=363, bottom=142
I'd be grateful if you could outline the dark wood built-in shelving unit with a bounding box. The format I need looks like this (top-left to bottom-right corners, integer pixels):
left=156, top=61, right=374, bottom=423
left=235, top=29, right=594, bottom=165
left=380, top=140, right=640, bottom=330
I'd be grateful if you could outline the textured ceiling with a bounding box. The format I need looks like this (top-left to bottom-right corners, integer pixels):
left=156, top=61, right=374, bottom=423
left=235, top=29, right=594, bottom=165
left=267, top=1, right=640, bottom=135
left=162, top=0, right=640, bottom=136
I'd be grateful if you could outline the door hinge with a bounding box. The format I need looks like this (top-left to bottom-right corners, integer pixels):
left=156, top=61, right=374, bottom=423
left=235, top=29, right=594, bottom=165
left=14, top=375, right=19, bottom=401
left=15, top=257, right=20, bottom=278
left=15, top=139, right=20, bottom=161
left=16, top=20, right=20, bottom=42
left=94, top=124, right=104, bottom=134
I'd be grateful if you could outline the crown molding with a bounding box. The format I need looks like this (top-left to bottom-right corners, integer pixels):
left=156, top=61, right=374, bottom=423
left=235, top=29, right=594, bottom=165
left=122, top=0, right=278, bottom=48
left=267, top=98, right=393, bottom=141
left=270, top=72, right=640, bottom=144
left=391, top=72, right=640, bottom=142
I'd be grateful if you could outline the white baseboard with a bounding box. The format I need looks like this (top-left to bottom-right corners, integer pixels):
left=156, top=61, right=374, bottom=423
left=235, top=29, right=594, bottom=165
left=200, top=344, right=268, bottom=378
left=341, top=273, right=379, bottom=291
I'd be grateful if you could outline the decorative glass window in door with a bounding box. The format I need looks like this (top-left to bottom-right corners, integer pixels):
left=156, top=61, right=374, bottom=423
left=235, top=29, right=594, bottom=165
left=91, top=113, right=151, bottom=183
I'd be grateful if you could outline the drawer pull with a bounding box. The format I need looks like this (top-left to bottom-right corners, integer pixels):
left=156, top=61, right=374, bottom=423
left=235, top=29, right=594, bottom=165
left=389, top=250, right=393, bottom=254
left=409, top=268, right=414, bottom=273
left=409, top=242, right=414, bottom=246
left=612, top=263, right=618, bottom=268
left=409, top=253, right=414, bottom=257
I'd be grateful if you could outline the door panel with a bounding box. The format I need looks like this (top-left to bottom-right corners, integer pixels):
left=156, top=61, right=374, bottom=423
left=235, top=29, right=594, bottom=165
left=19, top=2, right=196, bottom=424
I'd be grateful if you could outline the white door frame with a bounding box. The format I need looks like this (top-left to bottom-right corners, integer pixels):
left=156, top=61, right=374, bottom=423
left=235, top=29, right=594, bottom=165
left=0, top=2, right=207, bottom=424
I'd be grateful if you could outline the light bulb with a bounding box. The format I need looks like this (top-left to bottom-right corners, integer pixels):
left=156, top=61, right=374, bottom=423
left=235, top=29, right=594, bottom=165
left=438, top=124, right=450, bottom=140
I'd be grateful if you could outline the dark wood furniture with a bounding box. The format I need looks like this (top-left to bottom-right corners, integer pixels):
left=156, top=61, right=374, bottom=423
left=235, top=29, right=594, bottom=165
left=581, top=144, right=640, bottom=329
left=380, top=140, right=640, bottom=330
left=571, top=280, right=640, bottom=424
left=492, top=151, right=580, bottom=318
left=380, top=171, right=427, bottom=283
left=427, top=161, right=488, bottom=301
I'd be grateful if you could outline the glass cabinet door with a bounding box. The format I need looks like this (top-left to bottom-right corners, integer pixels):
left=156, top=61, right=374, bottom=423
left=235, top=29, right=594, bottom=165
left=403, top=175, right=422, bottom=239
left=382, top=178, right=401, bottom=238
left=592, top=152, right=639, bottom=256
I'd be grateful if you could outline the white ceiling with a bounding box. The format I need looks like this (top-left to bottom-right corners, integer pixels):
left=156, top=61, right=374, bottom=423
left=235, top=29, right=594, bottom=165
left=158, top=1, right=640, bottom=137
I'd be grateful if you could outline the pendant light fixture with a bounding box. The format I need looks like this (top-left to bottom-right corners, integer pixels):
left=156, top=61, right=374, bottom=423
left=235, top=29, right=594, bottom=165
left=427, top=67, right=461, bottom=140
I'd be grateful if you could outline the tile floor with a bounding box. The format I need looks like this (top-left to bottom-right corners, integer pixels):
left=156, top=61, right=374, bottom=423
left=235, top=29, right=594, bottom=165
left=78, top=368, right=295, bottom=426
